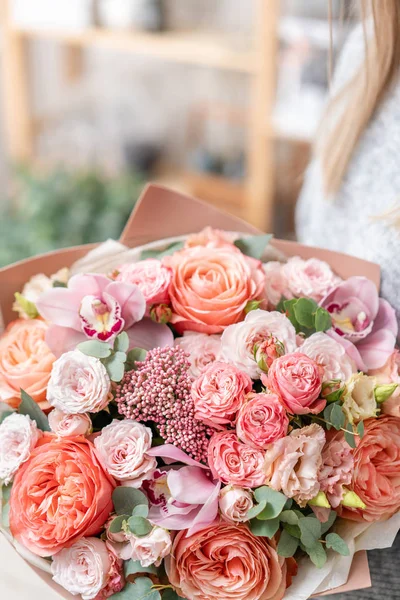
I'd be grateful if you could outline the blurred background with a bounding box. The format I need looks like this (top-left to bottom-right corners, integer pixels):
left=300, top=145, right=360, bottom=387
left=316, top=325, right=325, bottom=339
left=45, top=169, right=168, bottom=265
left=0, top=0, right=353, bottom=266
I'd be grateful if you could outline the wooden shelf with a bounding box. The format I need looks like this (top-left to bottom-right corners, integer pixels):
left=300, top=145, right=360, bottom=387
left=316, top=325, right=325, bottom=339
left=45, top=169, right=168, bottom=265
left=12, top=26, right=257, bottom=73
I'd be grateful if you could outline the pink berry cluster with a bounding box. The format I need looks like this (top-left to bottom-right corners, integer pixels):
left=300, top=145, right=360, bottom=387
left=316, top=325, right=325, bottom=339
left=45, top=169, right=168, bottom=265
left=115, top=346, right=212, bottom=462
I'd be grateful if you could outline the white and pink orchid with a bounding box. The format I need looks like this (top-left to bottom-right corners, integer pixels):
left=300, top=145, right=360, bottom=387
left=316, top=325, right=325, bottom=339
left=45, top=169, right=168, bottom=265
left=36, top=273, right=173, bottom=356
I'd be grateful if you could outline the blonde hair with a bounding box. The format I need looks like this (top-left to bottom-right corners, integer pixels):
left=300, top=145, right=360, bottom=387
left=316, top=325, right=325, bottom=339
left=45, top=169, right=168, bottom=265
left=321, top=0, right=400, bottom=196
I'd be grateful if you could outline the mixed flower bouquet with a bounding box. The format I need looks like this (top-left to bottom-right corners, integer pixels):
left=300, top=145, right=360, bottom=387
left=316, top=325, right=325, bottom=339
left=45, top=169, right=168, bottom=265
left=1, top=190, right=400, bottom=600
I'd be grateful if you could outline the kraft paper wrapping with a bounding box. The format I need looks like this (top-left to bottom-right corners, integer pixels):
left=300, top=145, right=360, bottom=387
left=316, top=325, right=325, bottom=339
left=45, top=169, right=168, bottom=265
left=0, top=183, right=389, bottom=599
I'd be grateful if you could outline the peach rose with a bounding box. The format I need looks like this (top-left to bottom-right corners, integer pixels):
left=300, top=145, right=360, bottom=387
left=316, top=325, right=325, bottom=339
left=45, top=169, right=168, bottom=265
left=236, top=392, right=289, bottom=449
left=185, top=227, right=236, bottom=249
left=343, top=416, right=400, bottom=522
left=163, top=246, right=266, bottom=334
left=0, top=319, right=55, bottom=409
left=192, top=362, right=253, bottom=429
left=265, top=352, right=325, bottom=415
left=208, top=431, right=265, bottom=488
left=9, top=435, right=115, bottom=556
left=166, top=521, right=289, bottom=600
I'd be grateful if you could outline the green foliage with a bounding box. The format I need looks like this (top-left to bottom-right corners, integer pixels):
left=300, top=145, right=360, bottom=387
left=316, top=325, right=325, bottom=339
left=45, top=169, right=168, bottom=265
left=0, top=164, right=144, bottom=267
left=306, top=541, right=327, bottom=568
left=77, top=340, right=112, bottom=359
left=277, top=529, right=299, bottom=558
left=111, top=577, right=161, bottom=600
left=298, top=517, right=322, bottom=548
left=19, top=389, right=50, bottom=432
left=234, top=234, right=272, bottom=260
left=162, top=590, right=187, bottom=600
left=125, top=348, right=148, bottom=371
left=250, top=516, right=280, bottom=538
left=127, top=516, right=153, bottom=537
left=344, top=424, right=357, bottom=449
left=14, top=293, right=39, bottom=318
left=325, top=533, right=350, bottom=556
left=124, top=560, right=157, bottom=577
left=278, top=297, right=332, bottom=337
left=112, top=487, right=149, bottom=516
left=357, top=421, right=365, bottom=438
left=244, top=300, right=262, bottom=314
left=77, top=334, right=146, bottom=382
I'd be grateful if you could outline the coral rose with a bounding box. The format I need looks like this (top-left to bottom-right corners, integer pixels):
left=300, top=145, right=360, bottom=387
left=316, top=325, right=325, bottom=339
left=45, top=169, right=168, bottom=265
left=236, top=392, right=289, bottom=449
left=166, top=521, right=289, bottom=600
left=343, top=416, right=400, bottom=522
left=192, top=361, right=253, bottom=429
left=208, top=431, right=265, bottom=488
left=176, top=332, right=222, bottom=378
left=9, top=435, right=115, bottom=556
left=0, top=319, right=55, bottom=409
left=265, top=352, right=325, bottom=415
left=163, top=246, right=266, bottom=334
left=115, top=259, right=172, bottom=307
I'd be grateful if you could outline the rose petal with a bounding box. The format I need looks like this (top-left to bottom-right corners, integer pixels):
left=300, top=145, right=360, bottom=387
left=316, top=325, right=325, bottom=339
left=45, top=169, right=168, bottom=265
left=127, top=319, right=174, bottom=351
left=167, top=467, right=217, bottom=505
left=105, top=281, right=146, bottom=329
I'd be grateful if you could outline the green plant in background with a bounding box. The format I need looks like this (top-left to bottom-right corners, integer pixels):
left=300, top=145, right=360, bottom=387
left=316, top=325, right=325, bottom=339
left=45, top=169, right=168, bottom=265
left=0, top=164, right=144, bottom=267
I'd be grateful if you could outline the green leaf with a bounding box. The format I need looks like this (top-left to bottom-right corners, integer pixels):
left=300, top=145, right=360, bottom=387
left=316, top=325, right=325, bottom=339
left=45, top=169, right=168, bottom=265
left=298, top=517, right=322, bottom=548
left=284, top=498, right=293, bottom=510
left=246, top=499, right=267, bottom=520
left=14, top=292, right=39, bottom=319
left=315, top=307, right=332, bottom=332
left=325, top=533, right=350, bottom=556
left=330, top=403, right=345, bottom=430
left=109, top=515, right=129, bottom=534
left=277, top=529, right=299, bottom=558
left=0, top=410, right=14, bottom=425
left=132, top=504, right=149, bottom=518
left=114, top=332, right=129, bottom=353
left=2, top=483, right=12, bottom=504
left=141, top=241, right=184, bottom=260
left=2, top=500, right=10, bottom=528
left=244, top=300, right=262, bottom=314
left=323, top=403, right=334, bottom=430
left=357, top=421, right=365, bottom=438
left=279, top=510, right=300, bottom=525
left=77, top=340, right=112, bottom=359
left=124, top=559, right=157, bottom=577
left=19, top=389, right=50, bottom=432
left=52, top=280, right=67, bottom=288
left=320, top=510, right=337, bottom=535
left=127, top=516, right=153, bottom=537
left=283, top=523, right=301, bottom=539
left=112, top=487, right=149, bottom=516
left=162, top=591, right=187, bottom=600
left=293, top=298, right=318, bottom=329
left=283, top=299, right=298, bottom=329
left=306, top=541, right=327, bottom=568
left=126, top=348, right=148, bottom=371
left=111, top=578, right=161, bottom=600
left=234, top=233, right=272, bottom=260
left=253, top=487, right=288, bottom=520
left=344, top=424, right=357, bottom=449
left=103, top=353, right=126, bottom=382
left=250, top=517, right=280, bottom=538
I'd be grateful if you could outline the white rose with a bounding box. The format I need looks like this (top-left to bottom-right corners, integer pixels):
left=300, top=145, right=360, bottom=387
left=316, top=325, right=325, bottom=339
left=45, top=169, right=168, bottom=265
left=48, top=409, right=92, bottom=437
left=300, top=332, right=356, bottom=382
left=342, top=373, right=378, bottom=424
left=47, top=350, right=111, bottom=414
left=94, top=419, right=156, bottom=486
left=219, top=486, right=254, bottom=523
left=221, top=309, right=297, bottom=379
left=51, top=537, right=111, bottom=600
left=282, top=256, right=341, bottom=302
left=0, top=413, right=41, bottom=484
left=121, top=527, right=172, bottom=567
left=176, top=332, right=222, bottom=378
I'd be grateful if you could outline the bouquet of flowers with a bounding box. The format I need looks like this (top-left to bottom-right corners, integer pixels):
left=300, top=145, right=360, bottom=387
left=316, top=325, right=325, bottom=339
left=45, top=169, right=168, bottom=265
left=0, top=186, right=399, bottom=600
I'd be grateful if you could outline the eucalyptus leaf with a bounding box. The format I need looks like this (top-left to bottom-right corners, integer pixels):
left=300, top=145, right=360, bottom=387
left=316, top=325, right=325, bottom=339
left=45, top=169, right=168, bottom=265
left=126, top=348, right=148, bottom=370
left=298, top=517, right=322, bottom=548
left=344, top=424, right=357, bottom=449
left=250, top=517, right=280, bottom=538
left=246, top=499, right=267, bottom=520
left=253, top=487, right=287, bottom=520
left=306, top=541, right=327, bottom=568
left=279, top=510, right=300, bottom=525
left=357, top=421, right=365, bottom=438
left=283, top=523, right=301, bottom=539
left=315, top=307, right=332, bottom=332
left=132, top=504, right=149, bottom=518
left=2, top=484, right=12, bottom=504
left=103, top=354, right=126, bottom=382
left=293, top=298, right=318, bottom=328
left=0, top=410, right=14, bottom=425
left=320, top=510, right=337, bottom=535
left=124, top=559, right=157, bottom=577
left=330, top=404, right=345, bottom=430
left=77, top=340, right=112, bottom=359
left=109, top=515, right=129, bottom=534
left=234, top=233, right=272, bottom=260
left=112, top=487, right=149, bottom=516
left=127, top=516, right=153, bottom=537
left=277, top=529, right=299, bottom=558
left=111, top=578, right=161, bottom=600
left=325, top=533, right=350, bottom=556
left=114, top=332, right=129, bottom=353
left=19, top=389, right=50, bottom=432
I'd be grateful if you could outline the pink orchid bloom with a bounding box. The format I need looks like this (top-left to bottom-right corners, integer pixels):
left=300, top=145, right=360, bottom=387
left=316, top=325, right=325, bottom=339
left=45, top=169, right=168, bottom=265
left=36, top=273, right=173, bottom=356
left=145, top=444, right=221, bottom=536
left=321, top=276, right=398, bottom=370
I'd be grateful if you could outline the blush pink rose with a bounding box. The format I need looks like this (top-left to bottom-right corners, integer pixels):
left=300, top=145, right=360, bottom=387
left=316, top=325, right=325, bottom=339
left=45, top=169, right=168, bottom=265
left=300, top=332, right=357, bottom=382
left=9, top=435, right=115, bottom=556
left=166, top=521, right=289, bottom=600
left=115, top=259, right=172, bottom=307
left=176, top=332, right=222, bottom=378
left=263, top=261, right=290, bottom=308
left=185, top=227, right=236, bottom=250
left=95, top=543, right=125, bottom=600
left=48, top=409, right=92, bottom=437
left=265, top=352, right=325, bottom=415
left=163, top=246, right=266, bottom=334
left=192, top=361, right=253, bottom=429
left=236, top=392, right=289, bottom=449
left=264, top=424, right=326, bottom=506
left=119, top=526, right=172, bottom=567
left=369, top=350, right=400, bottom=417
left=282, top=256, right=341, bottom=303
left=208, top=431, right=265, bottom=488
left=0, top=413, right=42, bottom=485
left=218, top=486, right=254, bottom=523
left=318, top=431, right=354, bottom=508
left=342, top=416, right=400, bottom=522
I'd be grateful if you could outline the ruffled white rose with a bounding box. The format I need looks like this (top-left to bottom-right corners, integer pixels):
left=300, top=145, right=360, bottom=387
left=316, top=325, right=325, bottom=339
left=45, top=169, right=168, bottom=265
left=300, top=332, right=356, bottom=382
left=219, top=486, right=254, bottom=523
left=51, top=537, right=111, bottom=600
left=120, top=526, right=172, bottom=567
left=47, top=350, right=111, bottom=414
left=94, top=419, right=156, bottom=486
left=48, top=409, right=92, bottom=437
left=342, top=373, right=378, bottom=424
left=176, top=332, right=221, bottom=378
left=221, top=309, right=297, bottom=379
left=282, top=256, right=341, bottom=303
left=0, top=413, right=41, bottom=485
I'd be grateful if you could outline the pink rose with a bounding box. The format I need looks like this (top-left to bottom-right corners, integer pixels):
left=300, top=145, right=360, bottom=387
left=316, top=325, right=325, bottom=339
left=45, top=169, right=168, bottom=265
left=236, top=392, right=289, bottom=449
left=318, top=431, right=354, bottom=508
left=166, top=521, right=289, bottom=600
left=282, top=256, right=341, bottom=303
left=221, top=310, right=297, bottom=379
left=263, top=261, right=290, bottom=308
left=95, top=543, right=125, bottom=600
left=300, top=332, right=357, bottom=382
left=265, top=352, right=325, bottom=415
left=120, top=526, right=172, bottom=567
left=264, top=424, right=326, bottom=506
left=185, top=227, right=236, bottom=250
left=115, top=259, right=172, bottom=307
left=163, top=246, right=266, bottom=334
left=369, top=350, right=400, bottom=417
left=94, top=420, right=156, bottom=487
left=176, top=332, right=222, bottom=378
left=48, top=409, right=92, bottom=437
left=0, top=413, right=41, bottom=485
left=208, top=431, right=265, bottom=488
left=219, top=486, right=254, bottom=523
left=192, top=362, right=253, bottom=429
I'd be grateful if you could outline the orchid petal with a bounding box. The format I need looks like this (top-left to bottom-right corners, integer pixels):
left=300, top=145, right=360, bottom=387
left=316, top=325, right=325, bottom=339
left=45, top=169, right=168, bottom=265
left=371, top=298, right=398, bottom=337
left=106, top=281, right=146, bottom=329
left=148, top=504, right=199, bottom=530
left=357, top=329, right=397, bottom=370
left=147, top=444, right=208, bottom=469
left=326, top=330, right=366, bottom=371
left=321, top=276, right=379, bottom=319
left=127, top=318, right=174, bottom=351
left=68, top=273, right=111, bottom=297
left=168, top=467, right=217, bottom=505
left=186, top=480, right=221, bottom=537
left=36, top=288, right=81, bottom=330
left=45, top=325, right=87, bottom=357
